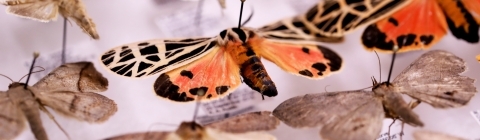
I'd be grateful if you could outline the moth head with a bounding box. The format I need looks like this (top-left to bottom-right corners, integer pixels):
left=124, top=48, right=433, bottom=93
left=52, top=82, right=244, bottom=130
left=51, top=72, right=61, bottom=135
left=372, top=82, right=394, bottom=96
left=8, top=82, right=26, bottom=89
left=217, top=27, right=256, bottom=46
left=176, top=122, right=205, bottom=139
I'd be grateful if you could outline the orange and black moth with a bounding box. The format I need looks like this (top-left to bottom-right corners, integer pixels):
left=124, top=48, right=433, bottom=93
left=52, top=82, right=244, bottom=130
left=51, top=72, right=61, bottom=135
left=99, top=27, right=343, bottom=102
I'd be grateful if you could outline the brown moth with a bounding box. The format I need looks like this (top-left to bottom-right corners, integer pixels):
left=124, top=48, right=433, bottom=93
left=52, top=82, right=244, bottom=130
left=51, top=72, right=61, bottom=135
left=413, top=130, right=467, bottom=140
left=272, top=50, right=477, bottom=140
left=0, top=60, right=117, bottom=140
left=2, top=0, right=100, bottom=39
left=104, top=111, right=279, bottom=140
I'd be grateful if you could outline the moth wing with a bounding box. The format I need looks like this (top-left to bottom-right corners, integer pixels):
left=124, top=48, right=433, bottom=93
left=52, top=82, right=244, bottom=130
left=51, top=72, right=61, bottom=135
left=203, top=128, right=277, bottom=140
left=32, top=89, right=117, bottom=123
left=99, top=38, right=216, bottom=78
left=0, top=91, right=26, bottom=140
left=463, top=0, right=480, bottom=24
left=413, top=130, right=467, bottom=140
left=393, top=50, right=477, bottom=108
left=58, top=0, right=99, bottom=39
left=252, top=39, right=342, bottom=79
left=5, top=0, right=59, bottom=22
left=438, top=0, right=480, bottom=43
left=33, top=61, right=108, bottom=93
left=319, top=97, right=384, bottom=140
left=304, top=0, right=412, bottom=37
left=204, top=111, right=280, bottom=133
left=361, top=0, right=448, bottom=53
left=272, top=90, right=374, bottom=128
left=258, top=17, right=344, bottom=43
left=153, top=46, right=242, bottom=102
left=104, top=131, right=171, bottom=140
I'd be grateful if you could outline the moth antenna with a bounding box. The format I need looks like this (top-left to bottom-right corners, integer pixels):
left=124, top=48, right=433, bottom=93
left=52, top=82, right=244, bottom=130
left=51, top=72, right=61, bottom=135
left=38, top=104, right=71, bottom=140
left=240, top=4, right=254, bottom=27
left=24, top=52, right=40, bottom=89
left=386, top=49, right=398, bottom=84
left=373, top=50, right=381, bottom=82
left=237, top=0, right=246, bottom=28
left=18, top=66, right=46, bottom=82
left=191, top=89, right=206, bottom=130
left=62, top=17, right=68, bottom=64
left=0, top=74, right=14, bottom=83
left=323, top=85, right=331, bottom=92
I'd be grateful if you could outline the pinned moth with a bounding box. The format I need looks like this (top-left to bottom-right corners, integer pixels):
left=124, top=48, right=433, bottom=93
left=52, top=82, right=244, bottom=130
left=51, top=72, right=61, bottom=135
left=273, top=50, right=477, bottom=140
left=361, top=0, right=480, bottom=53
left=99, top=1, right=344, bottom=102
left=413, top=130, right=468, bottom=140
left=2, top=0, right=100, bottom=39
left=0, top=53, right=117, bottom=140
left=103, top=111, right=279, bottom=140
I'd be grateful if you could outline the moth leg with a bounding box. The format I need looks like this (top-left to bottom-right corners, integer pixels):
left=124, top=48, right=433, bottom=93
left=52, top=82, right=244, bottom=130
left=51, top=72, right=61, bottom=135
left=400, top=122, right=405, bottom=140
left=387, top=119, right=397, bottom=140
left=38, top=104, right=71, bottom=140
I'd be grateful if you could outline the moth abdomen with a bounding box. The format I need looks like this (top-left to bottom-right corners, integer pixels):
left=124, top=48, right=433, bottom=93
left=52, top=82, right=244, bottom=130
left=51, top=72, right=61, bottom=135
left=240, top=56, right=277, bottom=97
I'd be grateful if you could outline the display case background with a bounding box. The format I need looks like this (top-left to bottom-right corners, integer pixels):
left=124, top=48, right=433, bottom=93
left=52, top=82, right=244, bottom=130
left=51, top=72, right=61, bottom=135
left=0, top=0, right=479, bottom=140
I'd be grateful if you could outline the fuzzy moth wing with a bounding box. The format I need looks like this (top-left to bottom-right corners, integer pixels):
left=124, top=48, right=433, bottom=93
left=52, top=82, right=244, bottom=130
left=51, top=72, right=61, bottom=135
left=303, top=0, right=412, bottom=37
left=438, top=0, right=480, bottom=43
left=393, top=50, right=477, bottom=108
left=272, top=90, right=374, bottom=128
left=463, top=0, right=480, bottom=24
left=319, top=95, right=384, bottom=140
left=361, top=0, right=448, bottom=53
left=0, top=91, right=26, bottom=140
left=5, top=0, right=59, bottom=22
left=58, top=0, right=99, bottom=39
left=250, top=37, right=342, bottom=80
left=413, top=130, right=467, bottom=140
left=204, top=111, right=280, bottom=133
left=99, top=38, right=215, bottom=78
left=32, top=62, right=117, bottom=123
left=153, top=46, right=242, bottom=102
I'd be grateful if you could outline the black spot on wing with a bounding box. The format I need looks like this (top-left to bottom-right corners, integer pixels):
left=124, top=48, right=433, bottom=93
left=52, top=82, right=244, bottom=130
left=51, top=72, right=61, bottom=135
left=165, top=49, right=184, bottom=58
left=388, top=18, right=399, bottom=26
left=189, top=87, right=208, bottom=96
left=138, top=62, right=153, bottom=73
left=353, top=4, right=367, bottom=12
left=180, top=70, right=194, bottom=79
left=396, top=34, right=416, bottom=47
left=342, top=13, right=357, bottom=30
left=215, top=86, right=229, bottom=95
left=316, top=15, right=340, bottom=34
left=299, top=70, right=313, bottom=77
left=419, top=35, right=434, bottom=46
left=154, top=74, right=194, bottom=102
left=301, top=47, right=310, bottom=54
left=112, top=62, right=135, bottom=76
left=207, top=94, right=212, bottom=99
left=138, top=42, right=149, bottom=46
left=136, top=72, right=146, bottom=77
left=320, top=1, right=338, bottom=17
left=146, top=56, right=161, bottom=62
left=219, top=30, right=228, bottom=39
left=306, top=4, right=320, bottom=21
left=125, top=71, right=132, bottom=77
left=312, top=63, right=327, bottom=76
left=445, top=0, right=479, bottom=43
left=361, top=25, right=395, bottom=51
left=316, top=45, right=342, bottom=72
left=140, top=45, right=159, bottom=56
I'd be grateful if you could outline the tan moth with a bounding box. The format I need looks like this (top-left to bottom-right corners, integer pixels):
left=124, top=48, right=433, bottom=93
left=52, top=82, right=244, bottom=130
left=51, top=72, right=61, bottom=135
left=413, top=130, right=468, bottom=140
left=103, top=112, right=279, bottom=140
left=2, top=0, right=100, bottom=39
left=0, top=53, right=117, bottom=140
left=272, top=50, right=477, bottom=140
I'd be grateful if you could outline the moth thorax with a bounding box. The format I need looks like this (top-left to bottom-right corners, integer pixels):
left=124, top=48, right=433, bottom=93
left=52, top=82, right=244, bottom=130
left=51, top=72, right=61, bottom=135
left=217, top=28, right=254, bottom=46
left=372, top=82, right=394, bottom=97
left=8, top=82, right=25, bottom=89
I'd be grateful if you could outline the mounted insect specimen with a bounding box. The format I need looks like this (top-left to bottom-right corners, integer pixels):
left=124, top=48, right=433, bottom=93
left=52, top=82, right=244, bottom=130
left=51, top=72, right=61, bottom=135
left=0, top=53, right=117, bottom=140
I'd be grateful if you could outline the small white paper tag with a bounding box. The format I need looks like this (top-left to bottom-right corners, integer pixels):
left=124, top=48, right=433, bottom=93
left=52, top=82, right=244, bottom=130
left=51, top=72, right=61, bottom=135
left=195, top=84, right=263, bottom=124
left=377, top=119, right=404, bottom=140
left=470, top=110, right=480, bottom=126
